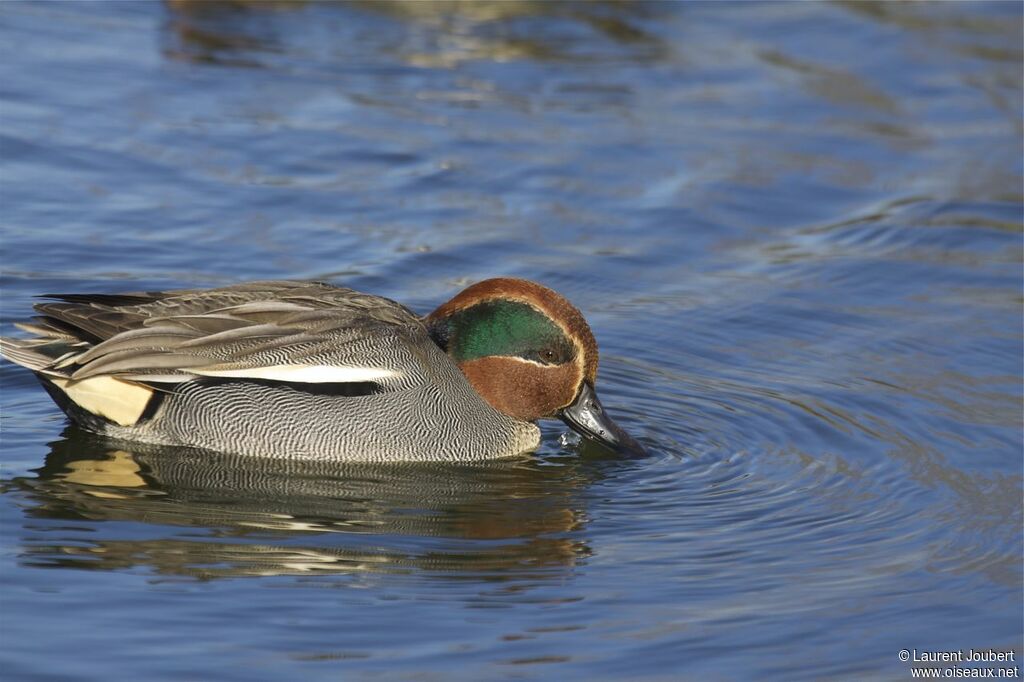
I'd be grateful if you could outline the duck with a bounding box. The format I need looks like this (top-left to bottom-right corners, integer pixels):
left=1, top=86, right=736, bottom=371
left=1, top=278, right=644, bottom=461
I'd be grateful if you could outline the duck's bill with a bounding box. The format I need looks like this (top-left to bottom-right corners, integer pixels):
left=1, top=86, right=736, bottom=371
left=559, top=382, right=647, bottom=458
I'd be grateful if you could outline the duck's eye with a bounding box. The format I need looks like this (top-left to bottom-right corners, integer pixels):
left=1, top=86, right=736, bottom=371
left=532, top=345, right=570, bottom=364
left=522, top=339, right=573, bottom=365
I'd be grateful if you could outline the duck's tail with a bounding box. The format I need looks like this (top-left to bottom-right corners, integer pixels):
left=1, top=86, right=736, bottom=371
left=0, top=328, right=82, bottom=374
left=2, top=332, right=156, bottom=428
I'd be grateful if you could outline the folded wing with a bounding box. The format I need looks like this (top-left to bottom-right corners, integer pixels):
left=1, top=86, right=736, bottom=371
left=1, top=281, right=438, bottom=425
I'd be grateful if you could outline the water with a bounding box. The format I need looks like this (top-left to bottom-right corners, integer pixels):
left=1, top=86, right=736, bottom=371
left=1, top=1, right=1021, bottom=679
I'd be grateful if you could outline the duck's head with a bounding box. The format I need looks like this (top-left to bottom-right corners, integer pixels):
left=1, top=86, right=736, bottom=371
left=426, top=278, right=644, bottom=457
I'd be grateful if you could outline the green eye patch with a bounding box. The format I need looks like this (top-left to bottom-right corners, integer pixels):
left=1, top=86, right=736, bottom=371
left=441, top=300, right=575, bottom=365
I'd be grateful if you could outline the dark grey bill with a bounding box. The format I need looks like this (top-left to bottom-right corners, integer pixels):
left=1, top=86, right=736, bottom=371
left=559, top=382, right=647, bottom=458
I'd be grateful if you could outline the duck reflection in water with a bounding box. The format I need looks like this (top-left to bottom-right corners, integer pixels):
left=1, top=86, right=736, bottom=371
left=10, top=428, right=599, bottom=581
left=162, top=0, right=667, bottom=68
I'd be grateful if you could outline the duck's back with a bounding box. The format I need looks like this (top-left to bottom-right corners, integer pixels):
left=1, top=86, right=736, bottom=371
left=2, top=281, right=539, bottom=461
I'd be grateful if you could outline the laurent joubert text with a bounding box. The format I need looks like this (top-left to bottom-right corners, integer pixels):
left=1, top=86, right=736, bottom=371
left=900, top=649, right=1019, bottom=679
left=901, top=651, right=1017, bottom=664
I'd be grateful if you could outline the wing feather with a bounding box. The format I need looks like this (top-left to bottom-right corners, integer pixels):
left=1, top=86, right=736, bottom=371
left=10, top=281, right=434, bottom=390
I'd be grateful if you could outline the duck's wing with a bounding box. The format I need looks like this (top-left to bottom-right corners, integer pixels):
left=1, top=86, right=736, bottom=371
left=5, top=281, right=438, bottom=390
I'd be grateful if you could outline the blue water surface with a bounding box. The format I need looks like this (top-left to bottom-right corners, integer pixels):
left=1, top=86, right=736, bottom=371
left=1, top=2, right=1021, bottom=680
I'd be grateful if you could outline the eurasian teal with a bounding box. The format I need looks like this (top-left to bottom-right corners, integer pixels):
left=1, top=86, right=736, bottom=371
left=0, top=278, right=643, bottom=461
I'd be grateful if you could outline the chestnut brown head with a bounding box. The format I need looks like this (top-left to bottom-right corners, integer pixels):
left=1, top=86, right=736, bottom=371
left=427, top=278, right=644, bottom=456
